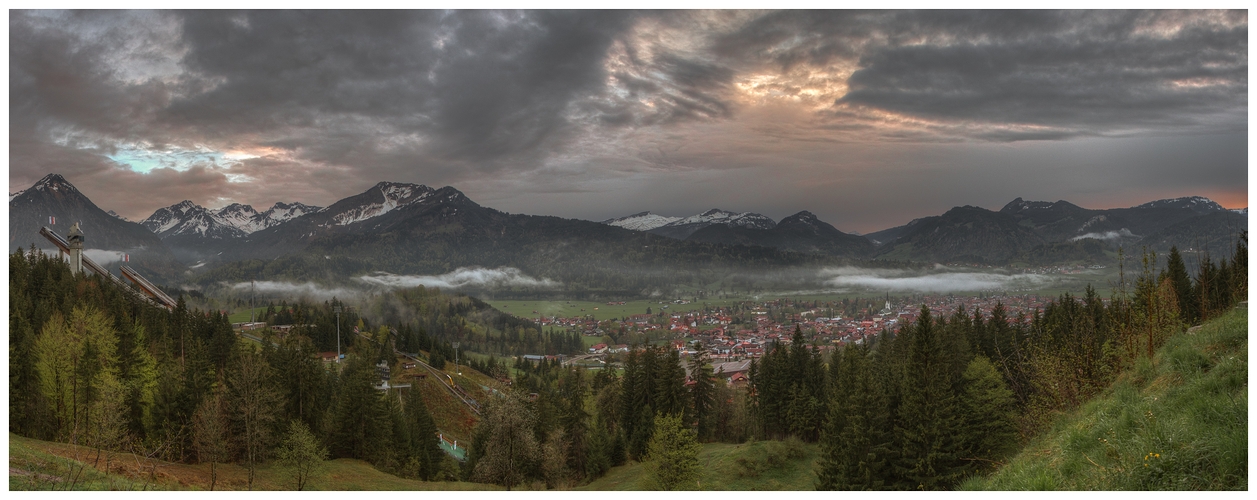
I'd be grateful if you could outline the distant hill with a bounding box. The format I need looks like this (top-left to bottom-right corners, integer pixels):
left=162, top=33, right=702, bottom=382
left=873, top=206, right=1045, bottom=264
left=686, top=210, right=874, bottom=258
left=865, top=196, right=1246, bottom=264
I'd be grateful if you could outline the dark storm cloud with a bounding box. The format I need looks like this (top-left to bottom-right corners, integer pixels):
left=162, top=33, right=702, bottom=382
left=716, top=10, right=1247, bottom=139
left=9, top=11, right=177, bottom=139
left=841, top=20, right=1246, bottom=132
left=166, top=10, right=637, bottom=168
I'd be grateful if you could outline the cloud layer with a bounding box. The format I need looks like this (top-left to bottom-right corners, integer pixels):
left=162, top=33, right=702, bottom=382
left=354, top=267, right=560, bottom=289
left=1071, top=229, right=1139, bottom=242
left=9, top=10, right=1247, bottom=232
left=819, top=266, right=1051, bottom=293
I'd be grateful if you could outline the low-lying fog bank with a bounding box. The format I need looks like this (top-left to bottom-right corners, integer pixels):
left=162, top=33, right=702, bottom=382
left=205, top=264, right=1073, bottom=303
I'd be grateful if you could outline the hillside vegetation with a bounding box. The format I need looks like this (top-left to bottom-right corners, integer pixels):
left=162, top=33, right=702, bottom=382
left=579, top=439, right=820, bottom=491
left=964, top=306, right=1247, bottom=490
left=8, top=432, right=499, bottom=491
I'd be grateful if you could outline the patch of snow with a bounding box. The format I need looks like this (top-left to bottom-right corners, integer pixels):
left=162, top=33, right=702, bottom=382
left=665, top=209, right=776, bottom=230
left=331, top=183, right=432, bottom=226
left=602, top=212, right=682, bottom=231
left=10, top=189, right=25, bottom=202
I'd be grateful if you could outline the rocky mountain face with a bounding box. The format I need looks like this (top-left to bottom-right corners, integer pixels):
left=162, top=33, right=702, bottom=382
left=141, top=199, right=326, bottom=263
left=143, top=200, right=247, bottom=240
left=8, top=174, right=181, bottom=277
left=144, top=200, right=326, bottom=238
left=220, top=182, right=459, bottom=262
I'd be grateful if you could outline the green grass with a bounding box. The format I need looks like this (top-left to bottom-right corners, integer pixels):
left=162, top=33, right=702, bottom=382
left=9, top=432, right=500, bottom=491
left=963, top=306, right=1248, bottom=490
left=227, top=307, right=268, bottom=323
left=484, top=299, right=672, bottom=321
left=9, top=433, right=157, bottom=490
left=579, top=439, right=820, bottom=490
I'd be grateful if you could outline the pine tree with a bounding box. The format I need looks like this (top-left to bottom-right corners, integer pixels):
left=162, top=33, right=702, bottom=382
left=958, top=356, right=1019, bottom=472
left=1164, top=247, right=1196, bottom=323
left=402, top=385, right=445, bottom=480
left=655, top=348, right=686, bottom=418
left=892, top=306, right=966, bottom=490
left=641, top=413, right=701, bottom=490
left=687, top=342, right=715, bottom=441
left=816, top=344, right=892, bottom=490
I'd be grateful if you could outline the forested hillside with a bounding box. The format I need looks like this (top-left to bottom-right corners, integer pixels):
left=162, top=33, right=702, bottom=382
left=9, top=248, right=453, bottom=489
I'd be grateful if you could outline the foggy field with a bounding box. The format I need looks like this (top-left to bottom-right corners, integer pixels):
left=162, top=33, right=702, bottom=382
left=481, top=266, right=1125, bottom=321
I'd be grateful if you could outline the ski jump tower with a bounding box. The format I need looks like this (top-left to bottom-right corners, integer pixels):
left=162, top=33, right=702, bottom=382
left=38, top=225, right=176, bottom=310
left=67, top=222, right=84, bottom=275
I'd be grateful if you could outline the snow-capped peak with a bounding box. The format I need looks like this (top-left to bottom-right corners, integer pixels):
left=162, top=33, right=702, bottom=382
left=668, top=208, right=776, bottom=230
left=328, top=182, right=433, bottom=226
left=602, top=212, right=683, bottom=231
left=142, top=201, right=245, bottom=239
left=214, top=203, right=265, bottom=233
left=171, top=200, right=200, bottom=215
left=603, top=208, right=777, bottom=232
left=32, top=173, right=75, bottom=193
left=261, top=201, right=321, bottom=227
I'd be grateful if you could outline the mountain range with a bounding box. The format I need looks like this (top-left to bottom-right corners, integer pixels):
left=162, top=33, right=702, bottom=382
left=861, top=196, right=1247, bottom=264
left=8, top=173, right=1248, bottom=290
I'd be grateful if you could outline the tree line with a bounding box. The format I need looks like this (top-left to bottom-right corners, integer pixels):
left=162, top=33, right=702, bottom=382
left=9, top=247, right=450, bottom=489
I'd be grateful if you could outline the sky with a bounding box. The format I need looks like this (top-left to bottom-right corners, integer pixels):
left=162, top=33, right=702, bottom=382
left=7, top=9, right=1248, bottom=233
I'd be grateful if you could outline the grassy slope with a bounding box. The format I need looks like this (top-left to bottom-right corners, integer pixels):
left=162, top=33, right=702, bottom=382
left=8, top=433, right=499, bottom=491
left=964, top=306, right=1248, bottom=490
left=579, top=439, right=820, bottom=491
left=227, top=307, right=268, bottom=323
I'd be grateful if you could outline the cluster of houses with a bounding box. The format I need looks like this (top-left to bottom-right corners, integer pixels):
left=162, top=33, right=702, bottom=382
left=569, top=294, right=1053, bottom=363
